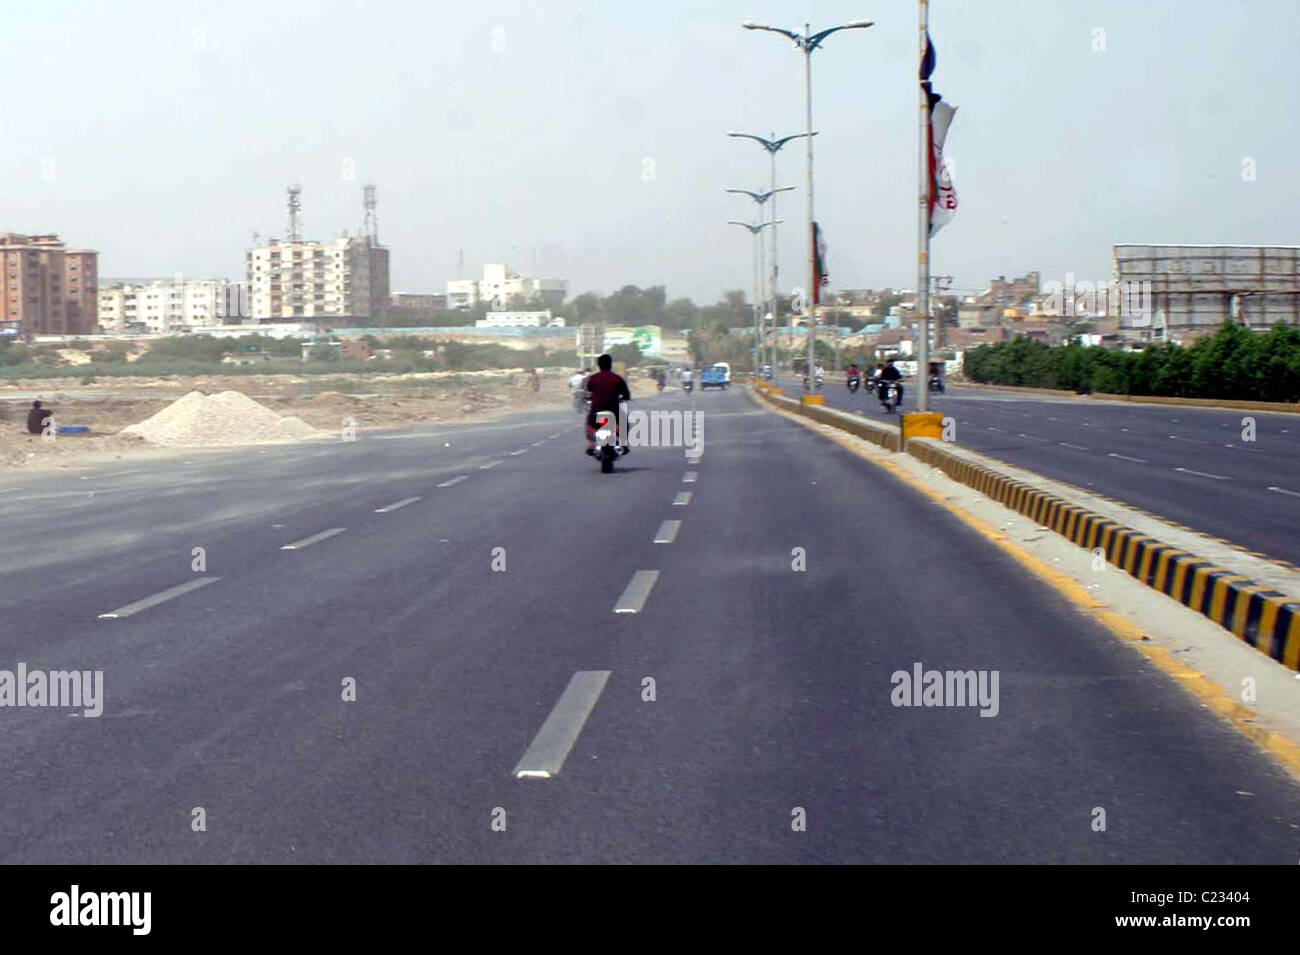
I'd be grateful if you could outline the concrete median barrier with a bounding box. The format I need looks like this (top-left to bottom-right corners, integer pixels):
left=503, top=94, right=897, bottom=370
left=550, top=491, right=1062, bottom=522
left=750, top=381, right=1300, bottom=670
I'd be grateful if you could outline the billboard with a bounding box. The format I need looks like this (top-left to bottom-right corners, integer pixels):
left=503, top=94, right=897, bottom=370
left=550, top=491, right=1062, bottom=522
left=602, top=324, right=662, bottom=358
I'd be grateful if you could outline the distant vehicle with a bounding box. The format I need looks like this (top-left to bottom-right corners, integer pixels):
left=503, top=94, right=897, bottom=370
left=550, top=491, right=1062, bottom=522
left=762, top=364, right=773, bottom=379
left=701, top=365, right=729, bottom=390
left=712, top=362, right=731, bottom=384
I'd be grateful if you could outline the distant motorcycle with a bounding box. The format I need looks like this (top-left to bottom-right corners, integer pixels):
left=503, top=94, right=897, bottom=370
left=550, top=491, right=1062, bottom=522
left=683, top=379, right=693, bottom=394
left=846, top=375, right=860, bottom=394
left=878, top=379, right=902, bottom=413
left=572, top=391, right=589, bottom=414
left=928, top=374, right=945, bottom=394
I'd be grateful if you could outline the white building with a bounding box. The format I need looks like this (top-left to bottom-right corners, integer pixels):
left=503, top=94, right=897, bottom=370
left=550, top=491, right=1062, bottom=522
left=245, top=235, right=388, bottom=321
left=475, top=309, right=556, bottom=328
left=447, top=263, right=566, bottom=310
left=98, top=278, right=246, bottom=333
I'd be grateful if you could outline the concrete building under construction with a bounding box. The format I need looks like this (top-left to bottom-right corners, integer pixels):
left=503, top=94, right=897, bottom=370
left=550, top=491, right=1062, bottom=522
left=1114, top=244, right=1300, bottom=342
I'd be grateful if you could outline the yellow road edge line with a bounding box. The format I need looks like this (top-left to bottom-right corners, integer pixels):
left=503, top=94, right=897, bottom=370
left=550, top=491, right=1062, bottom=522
left=747, top=386, right=1300, bottom=780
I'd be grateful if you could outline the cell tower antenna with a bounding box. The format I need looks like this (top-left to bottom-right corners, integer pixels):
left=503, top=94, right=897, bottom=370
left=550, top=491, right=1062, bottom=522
left=362, top=184, right=378, bottom=242
left=286, top=183, right=302, bottom=242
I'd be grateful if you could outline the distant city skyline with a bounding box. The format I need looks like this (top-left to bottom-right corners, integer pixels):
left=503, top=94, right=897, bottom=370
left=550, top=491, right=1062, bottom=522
left=2, top=1, right=1296, bottom=305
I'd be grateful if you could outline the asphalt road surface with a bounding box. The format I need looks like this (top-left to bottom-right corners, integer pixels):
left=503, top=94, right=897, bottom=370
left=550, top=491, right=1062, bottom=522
left=0, top=387, right=1297, bottom=862
left=779, top=375, right=1300, bottom=565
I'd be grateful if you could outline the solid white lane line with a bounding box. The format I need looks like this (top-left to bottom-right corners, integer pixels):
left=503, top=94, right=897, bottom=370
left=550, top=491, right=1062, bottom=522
left=281, top=527, right=347, bottom=550
left=437, top=475, right=469, bottom=487
left=1107, top=452, right=1148, bottom=464
left=1174, top=467, right=1230, bottom=481
left=653, top=520, right=681, bottom=544
left=1059, top=442, right=1089, bottom=451
left=683, top=471, right=698, bottom=483
left=673, top=491, right=692, bottom=506
left=1268, top=486, right=1300, bottom=498
left=614, top=570, right=659, bottom=613
left=375, top=496, right=421, bottom=514
left=513, top=670, right=611, bottom=779
left=479, top=461, right=501, bottom=470
left=509, top=448, right=528, bottom=456
left=98, top=577, right=221, bottom=619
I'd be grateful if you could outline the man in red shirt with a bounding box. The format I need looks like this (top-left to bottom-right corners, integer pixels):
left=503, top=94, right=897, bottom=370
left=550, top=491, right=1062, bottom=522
left=585, top=353, right=631, bottom=456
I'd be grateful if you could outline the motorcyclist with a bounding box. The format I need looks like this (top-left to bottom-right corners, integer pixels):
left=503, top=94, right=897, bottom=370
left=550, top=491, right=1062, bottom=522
left=585, top=353, right=631, bottom=456
left=846, top=362, right=860, bottom=383
left=877, top=358, right=904, bottom=405
left=681, top=367, right=693, bottom=389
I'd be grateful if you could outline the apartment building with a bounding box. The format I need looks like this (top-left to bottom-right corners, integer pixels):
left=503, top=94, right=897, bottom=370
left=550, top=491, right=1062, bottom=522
left=245, top=235, right=388, bottom=321
left=446, top=263, right=567, bottom=310
left=98, top=278, right=247, bottom=333
left=0, top=233, right=99, bottom=335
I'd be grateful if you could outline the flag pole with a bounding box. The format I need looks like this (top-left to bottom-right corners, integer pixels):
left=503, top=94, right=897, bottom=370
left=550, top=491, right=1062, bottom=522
left=917, top=0, right=931, bottom=413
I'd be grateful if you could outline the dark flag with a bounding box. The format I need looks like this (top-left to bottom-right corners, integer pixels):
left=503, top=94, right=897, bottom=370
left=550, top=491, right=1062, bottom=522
left=812, top=221, right=828, bottom=305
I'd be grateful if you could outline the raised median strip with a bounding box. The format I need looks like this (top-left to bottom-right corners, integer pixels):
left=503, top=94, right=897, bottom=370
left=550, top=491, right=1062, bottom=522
left=751, top=382, right=1300, bottom=670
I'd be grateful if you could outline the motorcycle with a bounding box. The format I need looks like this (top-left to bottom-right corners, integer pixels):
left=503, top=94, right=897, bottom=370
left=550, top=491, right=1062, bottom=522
left=846, top=375, right=860, bottom=394
left=928, top=374, right=945, bottom=394
left=878, top=379, right=902, bottom=413
left=682, top=379, right=694, bottom=394
left=588, top=409, right=628, bottom=474
left=802, top=374, right=825, bottom=390
left=572, top=391, right=589, bottom=414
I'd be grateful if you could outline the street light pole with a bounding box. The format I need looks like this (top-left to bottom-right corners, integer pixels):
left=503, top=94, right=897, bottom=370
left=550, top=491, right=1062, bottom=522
left=743, top=18, right=874, bottom=392
left=729, top=219, right=777, bottom=375
left=726, top=186, right=792, bottom=376
left=726, top=132, right=811, bottom=375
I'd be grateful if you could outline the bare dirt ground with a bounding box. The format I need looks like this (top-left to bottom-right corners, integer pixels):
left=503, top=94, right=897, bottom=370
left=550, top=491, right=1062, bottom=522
left=0, top=368, right=625, bottom=472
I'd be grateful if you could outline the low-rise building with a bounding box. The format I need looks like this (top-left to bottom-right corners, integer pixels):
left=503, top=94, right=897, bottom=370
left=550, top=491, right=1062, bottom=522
left=447, top=263, right=567, bottom=309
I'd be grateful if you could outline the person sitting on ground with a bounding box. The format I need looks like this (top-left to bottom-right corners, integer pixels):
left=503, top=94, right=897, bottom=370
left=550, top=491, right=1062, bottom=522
left=26, top=400, right=50, bottom=435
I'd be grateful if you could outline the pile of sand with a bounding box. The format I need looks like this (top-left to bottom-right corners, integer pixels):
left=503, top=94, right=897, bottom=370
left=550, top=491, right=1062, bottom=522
left=121, top=390, right=327, bottom=447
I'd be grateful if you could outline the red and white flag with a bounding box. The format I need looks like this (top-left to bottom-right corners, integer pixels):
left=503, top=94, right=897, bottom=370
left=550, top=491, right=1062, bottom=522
left=921, top=32, right=958, bottom=238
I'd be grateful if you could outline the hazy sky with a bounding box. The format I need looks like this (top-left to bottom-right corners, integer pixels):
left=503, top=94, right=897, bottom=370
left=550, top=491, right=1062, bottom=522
left=2, top=0, right=1296, bottom=304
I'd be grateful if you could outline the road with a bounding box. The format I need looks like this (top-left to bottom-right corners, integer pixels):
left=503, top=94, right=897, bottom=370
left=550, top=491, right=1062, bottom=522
left=778, top=375, right=1300, bottom=565
left=0, top=387, right=1297, bottom=862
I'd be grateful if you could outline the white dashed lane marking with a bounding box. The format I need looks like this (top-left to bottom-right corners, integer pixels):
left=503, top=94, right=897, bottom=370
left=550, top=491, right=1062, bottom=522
left=97, top=577, right=222, bottom=619
left=375, top=496, right=421, bottom=514
left=513, top=671, right=612, bottom=779
left=614, top=570, right=659, bottom=613
left=437, top=475, right=468, bottom=487
left=281, top=527, right=347, bottom=551
left=653, top=520, right=681, bottom=544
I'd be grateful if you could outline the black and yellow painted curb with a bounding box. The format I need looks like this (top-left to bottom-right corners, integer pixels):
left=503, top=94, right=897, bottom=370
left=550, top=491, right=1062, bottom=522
left=749, top=383, right=1300, bottom=671
left=905, top=438, right=1300, bottom=671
